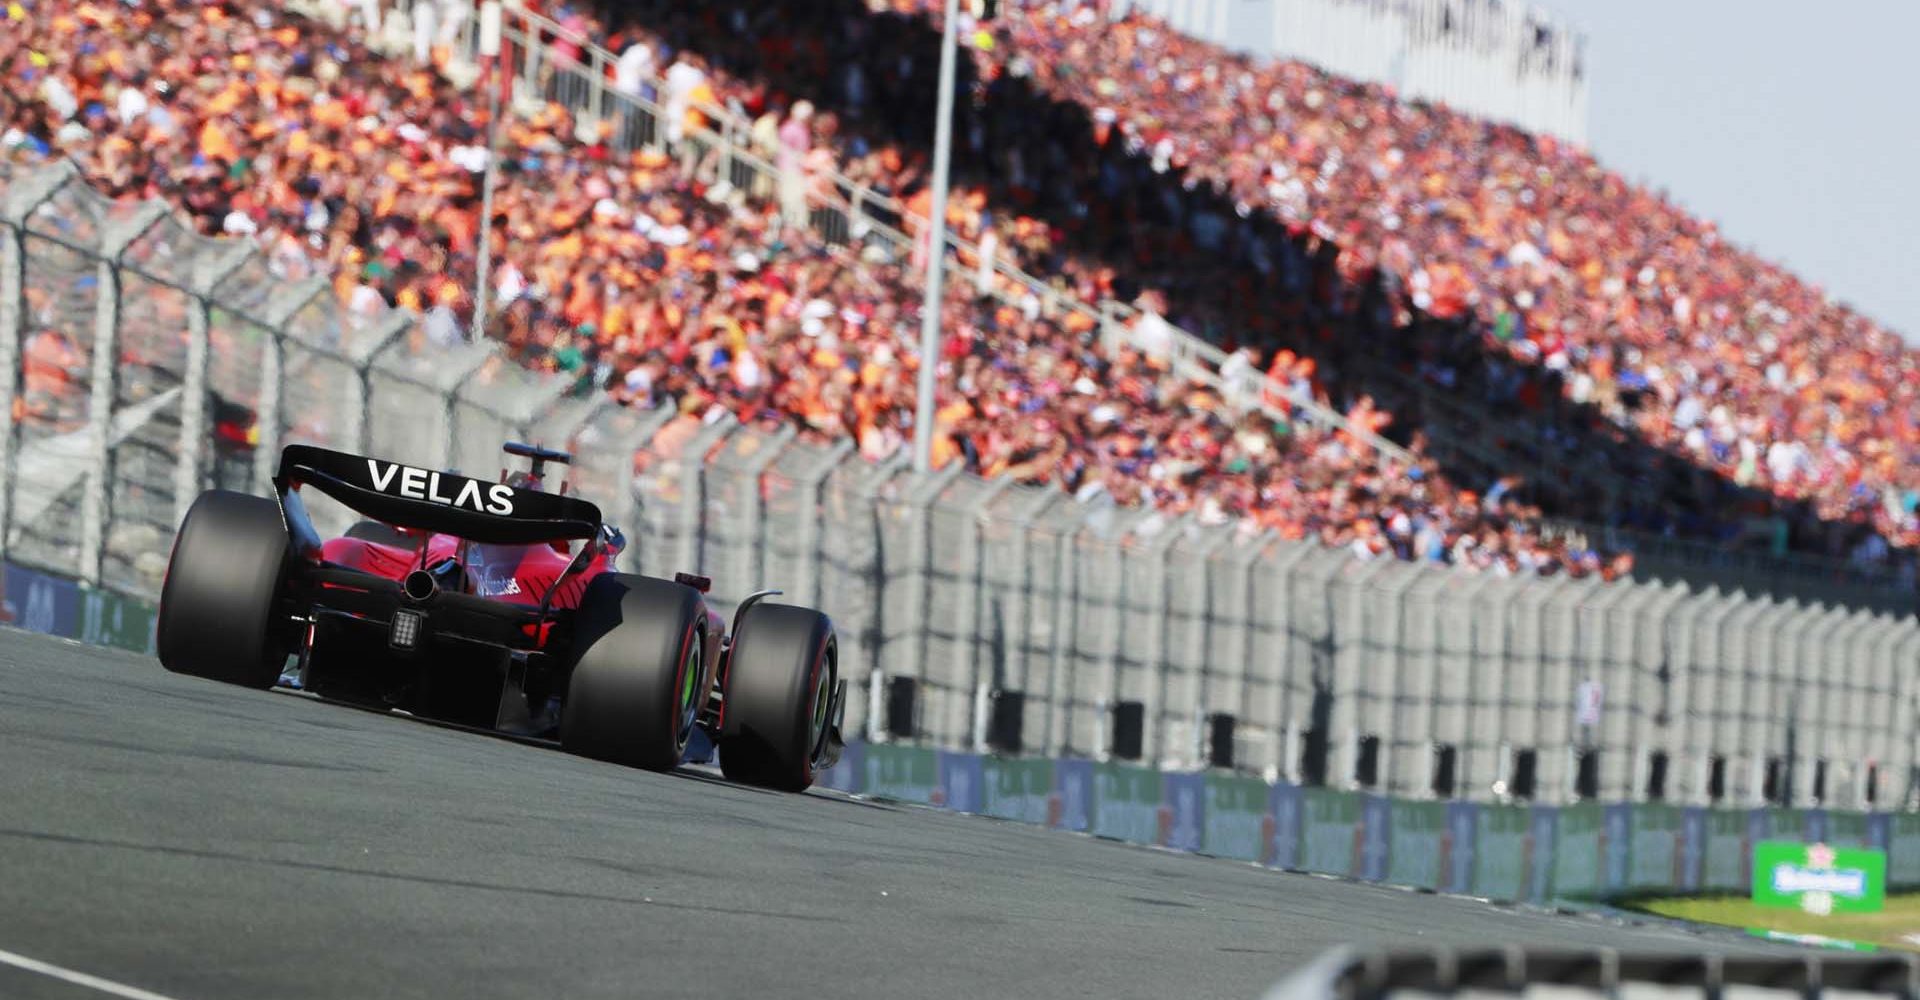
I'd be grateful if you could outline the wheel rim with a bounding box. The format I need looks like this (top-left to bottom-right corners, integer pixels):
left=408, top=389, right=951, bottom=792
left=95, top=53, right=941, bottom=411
left=676, top=636, right=701, bottom=743
left=807, top=653, right=832, bottom=755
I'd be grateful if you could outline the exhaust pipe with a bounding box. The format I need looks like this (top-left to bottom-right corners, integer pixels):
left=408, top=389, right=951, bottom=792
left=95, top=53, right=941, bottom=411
left=402, top=569, right=438, bottom=603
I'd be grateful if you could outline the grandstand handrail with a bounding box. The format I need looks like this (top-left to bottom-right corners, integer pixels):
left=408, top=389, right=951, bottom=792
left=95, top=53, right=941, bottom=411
left=361, top=0, right=1412, bottom=465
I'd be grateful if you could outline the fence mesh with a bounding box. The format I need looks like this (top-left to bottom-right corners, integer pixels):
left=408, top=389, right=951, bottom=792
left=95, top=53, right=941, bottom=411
left=6, top=158, right=1920, bottom=809
left=104, top=217, right=200, bottom=594
left=11, top=195, right=104, bottom=573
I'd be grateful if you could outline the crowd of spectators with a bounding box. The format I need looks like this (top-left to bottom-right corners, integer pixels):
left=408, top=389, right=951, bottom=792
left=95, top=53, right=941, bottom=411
left=0, top=0, right=1654, bottom=580
left=582, top=0, right=1915, bottom=573
left=618, top=0, right=1920, bottom=560
left=971, top=1, right=1920, bottom=567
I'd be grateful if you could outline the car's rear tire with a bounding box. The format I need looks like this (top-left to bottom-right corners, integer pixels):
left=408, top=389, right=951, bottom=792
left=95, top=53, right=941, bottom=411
left=156, top=490, right=290, bottom=688
left=561, top=574, right=706, bottom=772
left=720, top=603, right=835, bottom=792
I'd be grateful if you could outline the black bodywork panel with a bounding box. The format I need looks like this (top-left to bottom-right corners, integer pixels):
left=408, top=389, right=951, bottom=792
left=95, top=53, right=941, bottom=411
left=275, top=444, right=603, bottom=545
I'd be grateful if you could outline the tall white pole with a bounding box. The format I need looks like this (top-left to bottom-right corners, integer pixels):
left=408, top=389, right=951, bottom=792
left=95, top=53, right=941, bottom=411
left=471, top=1, right=503, bottom=343
left=911, top=0, right=961, bottom=474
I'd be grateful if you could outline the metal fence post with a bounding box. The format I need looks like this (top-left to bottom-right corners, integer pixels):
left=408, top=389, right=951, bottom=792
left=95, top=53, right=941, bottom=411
left=0, top=166, right=67, bottom=565
left=1429, top=572, right=1493, bottom=798
left=1868, top=621, right=1908, bottom=807
left=841, top=451, right=907, bottom=741
left=345, top=312, right=413, bottom=455
left=608, top=403, right=678, bottom=575
left=74, top=203, right=168, bottom=584
left=1184, top=527, right=1234, bottom=769
left=1223, top=531, right=1277, bottom=775
left=1096, top=508, right=1154, bottom=760
left=253, top=277, right=330, bottom=494
left=987, top=486, right=1062, bottom=752
left=441, top=343, right=503, bottom=471
left=679, top=413, right=739, bottom=575
left=1669, top=588, right=1723, bottom=803
left=170, top=243, right=254, bottom=533
left=1474, top=577, right=1525, bottom=802
left=1895, top=631, right=1920, bottom=808
left=0, top=211, right=15, bottom=565
left=901, top=464, right=962, bottom=743
left=1140, top=515, right=1190, bottom=768
left=953, top=476, right=1011, bottom=750
left=741, top=425, right=797, bottom=596
left=1388, top=566, right=1445, bottom=798
left=797, top=439, right=853, bottom=608
left=1038, top=500, right=1085, bottom=759
left=1328, top=557, right=1396, bottom=790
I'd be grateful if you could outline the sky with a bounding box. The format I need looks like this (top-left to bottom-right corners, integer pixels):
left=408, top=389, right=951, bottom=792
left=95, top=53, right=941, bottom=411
left=1548, top=0, right=1920, bottom=340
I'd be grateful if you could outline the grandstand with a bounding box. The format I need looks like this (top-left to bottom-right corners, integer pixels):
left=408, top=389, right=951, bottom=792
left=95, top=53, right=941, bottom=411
left=3, top=0, right=1912, bottom=606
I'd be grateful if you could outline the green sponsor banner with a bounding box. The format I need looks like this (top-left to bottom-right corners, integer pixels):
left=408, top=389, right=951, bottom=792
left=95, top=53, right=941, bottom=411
left=1202, top=774, right=1270, bottom=862
left=1553, top=802, right=1604, bottom=899
left=1386, top=800, right=1446, bottom=890
left=1826, top=812, right=1868, bottom=848
left=1627, top=803, right=1681, bottom=891
left=1890, top=814, right=1920, bottom=886
left=80, top=587, right=156, bottom=654
left=1752, top=840, right=1886, bottom=914
left=1701, top=808, right=1749, bottom=891
left=980, top=757, right=1052, bottom=824
left=1091, top=762, right=1163, bottom=844
left=1299, top=788, right=1360, bottom=876
left=1472, top=805, right=1530, bottom=901
left=862, top=744, right=937, bottom=804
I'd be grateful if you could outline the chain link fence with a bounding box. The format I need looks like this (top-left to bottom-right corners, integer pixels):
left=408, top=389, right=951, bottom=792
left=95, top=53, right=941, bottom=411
left=6, top=153, right=1920, bottom=813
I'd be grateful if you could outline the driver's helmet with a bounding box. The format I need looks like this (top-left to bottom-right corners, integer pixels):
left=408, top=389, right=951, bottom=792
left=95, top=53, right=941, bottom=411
left=505, top=470, right=543, bottom=492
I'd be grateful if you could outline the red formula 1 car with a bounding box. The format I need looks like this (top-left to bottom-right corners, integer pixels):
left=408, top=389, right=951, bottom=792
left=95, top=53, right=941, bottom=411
left=155, top=441, right=845, bottom=791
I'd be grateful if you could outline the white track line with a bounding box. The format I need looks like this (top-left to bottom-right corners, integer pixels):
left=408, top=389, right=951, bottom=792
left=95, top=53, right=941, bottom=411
left=0, top=947, right=187, bottom=1000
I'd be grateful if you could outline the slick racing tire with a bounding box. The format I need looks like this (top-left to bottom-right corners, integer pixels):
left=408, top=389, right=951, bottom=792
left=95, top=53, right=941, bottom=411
left=156, top=490, right=291, bottom=688
left=720, top=603, right=836, bottom=792
left=562, top=574, right=706, bottom=772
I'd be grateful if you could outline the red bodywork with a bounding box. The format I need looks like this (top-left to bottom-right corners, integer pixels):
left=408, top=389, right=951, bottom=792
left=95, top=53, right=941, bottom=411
left=319, top=533, right=611, bottom=649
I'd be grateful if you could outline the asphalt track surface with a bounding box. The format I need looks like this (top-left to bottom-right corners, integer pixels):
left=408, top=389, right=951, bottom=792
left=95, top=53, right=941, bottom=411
left=1, top=629, right=1781, bottom=1000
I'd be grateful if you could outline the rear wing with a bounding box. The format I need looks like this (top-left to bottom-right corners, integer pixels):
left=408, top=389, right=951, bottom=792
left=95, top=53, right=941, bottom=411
left=275, top=444, right=603, bottom=545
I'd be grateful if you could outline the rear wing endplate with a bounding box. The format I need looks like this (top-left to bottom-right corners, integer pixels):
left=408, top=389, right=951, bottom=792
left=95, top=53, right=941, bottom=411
left=275, top=444, right=603, bottom=545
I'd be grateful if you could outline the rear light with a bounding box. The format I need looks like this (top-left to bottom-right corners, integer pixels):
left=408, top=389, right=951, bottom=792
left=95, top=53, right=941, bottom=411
left=389, top=609, right=425, bottom=650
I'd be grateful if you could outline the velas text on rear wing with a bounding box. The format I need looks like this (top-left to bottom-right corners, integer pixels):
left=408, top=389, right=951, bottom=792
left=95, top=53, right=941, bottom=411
left=366, top=460, right=517, bottom=515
